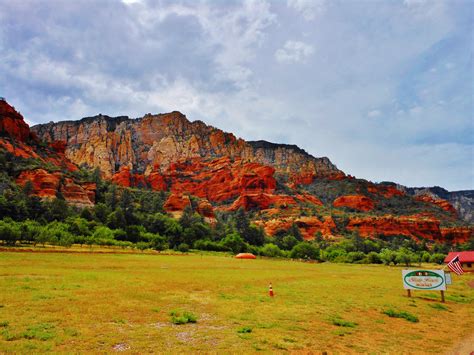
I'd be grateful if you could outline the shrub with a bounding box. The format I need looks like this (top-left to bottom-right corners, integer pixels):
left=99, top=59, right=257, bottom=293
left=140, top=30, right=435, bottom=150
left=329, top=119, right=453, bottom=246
left=379, top=249, right=397, bottom=265
left=290, top=242, right=320, bottom=260
left=395, top=248, right=419, bottom=266
left=193, top=239, right=229, bottom=252
left=430, top=253, right=446, bottom=264
left=170, top=310, right=197, bottom=325
left=177, top=243, right=190, bottom=253
left=0, top=219, right=20, bottom=245
left=331, top=317, right=357, bottom=328
left=366, top=251, right=382, bottom=264
left=21, top=323, right=56, bottom=341
left=237, top=326, right=252, bottom=333
left=148, top=234, right=168, bottom=251
left=260, top=243, right=283, bottom=257
left=93, top=226, right=115, bottom=240
left=220, top=233, right=247, bottom=254
left=136, top=242, right=149, bottom=251
left=345, top=251, right=365, bottom=263
left=382, top=309, right=419, bottom=323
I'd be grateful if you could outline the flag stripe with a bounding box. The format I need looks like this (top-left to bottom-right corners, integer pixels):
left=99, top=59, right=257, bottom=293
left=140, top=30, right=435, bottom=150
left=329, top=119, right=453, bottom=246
left=447, top=255, right=464, bottom=275
left=448, top=263, right=463, bottom=275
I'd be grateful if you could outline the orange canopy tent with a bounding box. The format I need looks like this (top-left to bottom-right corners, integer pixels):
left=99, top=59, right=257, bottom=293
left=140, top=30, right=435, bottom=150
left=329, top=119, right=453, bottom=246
left=235, top=253, right=256, bottom=259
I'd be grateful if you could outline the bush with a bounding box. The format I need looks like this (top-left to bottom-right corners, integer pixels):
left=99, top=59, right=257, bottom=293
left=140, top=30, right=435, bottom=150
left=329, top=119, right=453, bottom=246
left=430, top=253, right=446, bottom=264
left=331, top=317, right=357, bottom=328
left=136, top=242, right=149, bottom=251
left=0, top=219, right=21, bottom=245
left=379, top=249, right=397, bottom=265
left=93, top=226, right=115, bottom=241
left=220, top=233, right=247, bottom=254
left=290, top=242, right=320, bottom=260
left=237, top=326, right=252, bottom=333
left=177, top=243, right=190, bottom=253
left=345, top=251, right=365, bottom=263
left=323, top=247, right=347, bottom=262
left=260, top=243, right=283, bottom=257
left=148, top=234, right=168, bottom=251
left=382, top=309, right=418, bottom=323
left=170, top=310, right=197, bottom=325
left=395, top=248, right=419, bottom=266
left=193, top=239, right=229, bottom=252
left=366, top=251, right=382, bottom=264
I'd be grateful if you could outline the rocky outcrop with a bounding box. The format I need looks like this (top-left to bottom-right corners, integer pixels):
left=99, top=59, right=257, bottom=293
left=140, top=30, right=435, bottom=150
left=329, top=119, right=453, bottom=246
left=32, top=112, right=343, bottom=179
left=15, top=169, right=95, bottom=207
left=295, top=193, right=323, bottom=206
left=163, top=193, right=191, bottom=213
left=402, top=186, right=473, bottom=224
left=61, top=178, right=96, bottom=207
left=440, top=227, right=473, bottom=244
left=16, top=169, right=61, bottom=198
left=229, top=193, right=296, bottom=211
left=0, top=100, right=32, bottom=142
left=256, top=215, right=336, bottom=239
left=346, top=215, right=443, bottom=241
left=333, top=195, right=375, bottom=212
left=367, top=184, right=404, bottom=198
left=415, top=194, right=457, bottom=216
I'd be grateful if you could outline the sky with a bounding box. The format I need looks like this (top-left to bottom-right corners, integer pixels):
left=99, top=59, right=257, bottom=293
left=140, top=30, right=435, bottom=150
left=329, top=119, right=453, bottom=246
left=0, top=0, right=472, bottom=191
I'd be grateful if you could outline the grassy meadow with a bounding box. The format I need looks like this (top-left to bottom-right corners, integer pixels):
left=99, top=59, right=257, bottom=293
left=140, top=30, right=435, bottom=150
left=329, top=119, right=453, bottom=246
left=0, top=250, right=473, bottom=353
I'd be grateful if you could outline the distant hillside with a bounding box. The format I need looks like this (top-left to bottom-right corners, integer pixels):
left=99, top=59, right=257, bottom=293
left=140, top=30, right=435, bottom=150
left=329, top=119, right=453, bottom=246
left=0, top=98, right=471, bottom=243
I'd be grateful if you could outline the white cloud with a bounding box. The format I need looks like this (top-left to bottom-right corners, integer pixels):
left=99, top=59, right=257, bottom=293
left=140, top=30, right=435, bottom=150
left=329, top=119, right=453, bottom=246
left=275, top=40, right=314, bottom=63
left=121, top=0, right=142, bottom=5
left=367, top=110, right=381, bottom=118
left=0, top=0, right=471, bottom=190
left=287, top=0, right=325, bottom=21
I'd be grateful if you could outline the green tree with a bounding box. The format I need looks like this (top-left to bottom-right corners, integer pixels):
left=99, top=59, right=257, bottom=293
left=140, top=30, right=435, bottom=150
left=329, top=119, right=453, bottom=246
left=45, top=198, right=70, bottom=221
left=379, top=248, right=397, bottom=265
left=0, top=219, right=21, bottom=245
left=395, top=248, right=418, bottom=266
left=220, top=232, right=247, bottom=254
left=430, top=253, right=446, bottom=264
left=290, top=242, right=320, bottom=260
left=288, top=223, right=303, bottom=241
left=107, top=208, right=126, bottom=230
left=260, top=243, right=283, bottom=257
left=367, top=251, right=382, bottom=264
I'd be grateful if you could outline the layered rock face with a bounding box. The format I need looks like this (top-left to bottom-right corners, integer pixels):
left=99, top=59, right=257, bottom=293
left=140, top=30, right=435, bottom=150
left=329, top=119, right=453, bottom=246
left=0, top=100, right=95, bottom=207
left=255, top=216, right=336, bottom=240
left=15, top=169, right=95, bottom=207
left=346, top=215, right=443, bottom=241
left=0, top=100, right=32, bottom=142
left=333, top=195, right=375, bottom=212
left=415, top=195, right=457, bottom=216
left=32, top=112, right=343, bottom=179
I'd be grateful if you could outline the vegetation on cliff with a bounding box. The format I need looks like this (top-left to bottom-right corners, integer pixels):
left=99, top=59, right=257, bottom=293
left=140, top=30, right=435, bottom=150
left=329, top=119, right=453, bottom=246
left=1, top=99, right=472, bottom=260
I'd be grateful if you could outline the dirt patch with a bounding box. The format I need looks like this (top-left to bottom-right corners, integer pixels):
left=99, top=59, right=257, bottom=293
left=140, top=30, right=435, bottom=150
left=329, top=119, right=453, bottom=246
left=447, top=332, right=474, bottom=355
left=112, top=343, right=130, bottom=352
left=468, top=280, right=474, bottom=289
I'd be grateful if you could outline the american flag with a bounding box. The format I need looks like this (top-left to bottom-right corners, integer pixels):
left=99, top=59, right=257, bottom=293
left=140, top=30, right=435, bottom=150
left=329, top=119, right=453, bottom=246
left=446, top=255, right=464, bottom=275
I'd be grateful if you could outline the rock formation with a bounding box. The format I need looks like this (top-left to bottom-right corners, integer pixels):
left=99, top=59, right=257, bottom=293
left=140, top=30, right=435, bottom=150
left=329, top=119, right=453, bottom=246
left=0, top=99, right=471, bottom=243
left=32, top=112, right=343, bottom=179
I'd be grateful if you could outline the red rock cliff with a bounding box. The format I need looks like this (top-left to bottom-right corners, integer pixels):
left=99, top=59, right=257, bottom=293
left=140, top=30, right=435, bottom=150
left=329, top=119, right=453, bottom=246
left=31, top=111, right=343, bottom=179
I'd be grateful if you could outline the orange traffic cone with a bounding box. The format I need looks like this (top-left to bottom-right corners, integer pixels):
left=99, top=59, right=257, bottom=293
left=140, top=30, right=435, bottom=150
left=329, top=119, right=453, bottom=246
left=269, top=283, right=274, bottom=297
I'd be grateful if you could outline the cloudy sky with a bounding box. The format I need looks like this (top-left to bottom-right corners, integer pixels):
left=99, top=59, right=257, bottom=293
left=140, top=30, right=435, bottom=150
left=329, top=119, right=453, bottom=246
left=1, top=0, right=472, bottom=190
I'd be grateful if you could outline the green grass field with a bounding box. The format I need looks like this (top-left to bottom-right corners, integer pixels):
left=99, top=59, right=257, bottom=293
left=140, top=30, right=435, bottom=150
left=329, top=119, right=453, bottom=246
left=0, top=250, right=473, bottom=353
